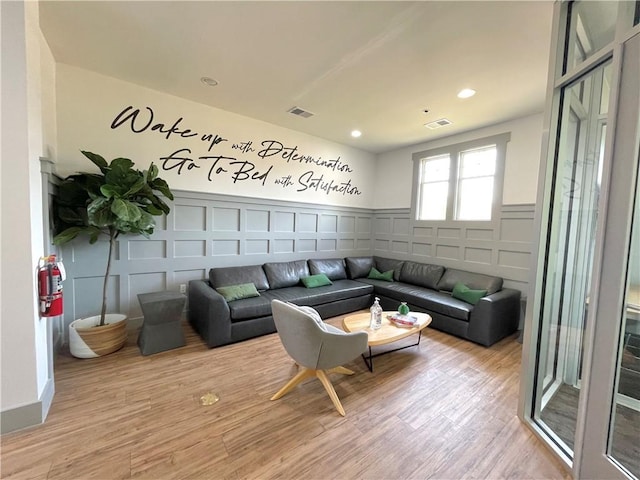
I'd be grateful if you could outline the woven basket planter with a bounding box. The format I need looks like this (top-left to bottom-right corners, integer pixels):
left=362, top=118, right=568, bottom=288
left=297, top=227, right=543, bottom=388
left=69, top=314, right=127, bottom=358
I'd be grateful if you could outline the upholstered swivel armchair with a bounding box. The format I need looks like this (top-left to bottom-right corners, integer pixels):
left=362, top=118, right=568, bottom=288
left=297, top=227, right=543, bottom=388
left=270, top=299, right=369, bottom=416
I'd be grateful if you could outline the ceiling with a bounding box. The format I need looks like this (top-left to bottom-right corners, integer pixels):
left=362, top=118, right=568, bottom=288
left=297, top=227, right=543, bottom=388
left=39, top=1, right=554, bottom=154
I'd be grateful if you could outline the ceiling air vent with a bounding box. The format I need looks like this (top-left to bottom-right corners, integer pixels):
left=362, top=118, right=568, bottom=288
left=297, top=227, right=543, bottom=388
left=425, top=118, right=453, bottom=129
left=287, top=106, right=314, bottom=118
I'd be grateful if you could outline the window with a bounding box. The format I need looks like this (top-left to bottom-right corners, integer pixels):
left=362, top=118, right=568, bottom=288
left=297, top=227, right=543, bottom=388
left=412, top=133, right=509, bottom=222
left=417, top=154, right=450, bottom=220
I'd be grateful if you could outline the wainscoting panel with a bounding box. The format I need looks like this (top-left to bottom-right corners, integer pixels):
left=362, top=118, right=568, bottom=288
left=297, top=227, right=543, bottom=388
left=464, top=247, right=493, bottom=265
left=213, top=207, right=240, bottom=231
left=128, top=240, right=166, bottom=260
left=50, top=161, right=535, bottom=345
left=339, top=216, right=356, bottom=233
left=175, top=205, right=206, bottom=231
left=372, top=205, right=535, bottom=292
left=56, top=188, right=374, bottom=340
left=174, top=240, right=206, bottom=258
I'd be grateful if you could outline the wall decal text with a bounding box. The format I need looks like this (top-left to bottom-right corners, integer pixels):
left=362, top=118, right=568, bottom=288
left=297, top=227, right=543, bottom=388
left=110, top=105, right=362, bottom=197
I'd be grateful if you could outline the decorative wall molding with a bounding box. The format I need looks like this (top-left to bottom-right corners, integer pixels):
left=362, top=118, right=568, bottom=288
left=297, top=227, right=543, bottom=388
left=51, top=168, right=536, bottom=345
left=56, top=188, right=374, bottom=341
left=372, top=204, right=535, bottom=293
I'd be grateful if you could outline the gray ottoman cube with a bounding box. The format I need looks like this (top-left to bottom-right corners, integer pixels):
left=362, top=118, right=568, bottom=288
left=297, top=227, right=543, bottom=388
left=137, top=291, right=186, bottom=355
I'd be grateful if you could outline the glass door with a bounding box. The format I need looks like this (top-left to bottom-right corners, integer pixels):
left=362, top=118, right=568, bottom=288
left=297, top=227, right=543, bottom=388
left=532, top=56, right=612, bottom=459
left=575, top=28, right=640, bottom=479
left=520, top=2, right=640, bottom=478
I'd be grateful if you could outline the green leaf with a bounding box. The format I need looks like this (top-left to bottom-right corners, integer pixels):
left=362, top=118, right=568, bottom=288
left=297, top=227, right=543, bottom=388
left=56, top=207, right=85, bottom=225
left=81, top=151, right=108, bottom=172
left=53, top=226, right=85, bottom=245
left=100, top=184, right=121, bottom=199
left=145, top=204, right=163, bottom=216
left=133, top=210, right=155, bottom=232
left=149, top=195, right=170, bottom=215
left=88, top=227, right=102, bottom=244
left=53, top=152, right=173, bottom=257
left=87, top=197, right=114, bottom=227
left=151, top=178, right=174, bottom=200
left=148, top=163, right=158, bottom=181
left=111, top=198, right=142, bottom=223
left=110, top=157, right=135, bottom=171
left=122, top=176, right=146, bottom=198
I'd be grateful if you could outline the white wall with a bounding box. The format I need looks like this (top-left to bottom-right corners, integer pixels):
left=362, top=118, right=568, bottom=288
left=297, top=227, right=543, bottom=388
left=55, top=64, right=376, bottom=208
left=373, top=113, right=544, bottom=209
left=0, top=0, right=54, bottom=423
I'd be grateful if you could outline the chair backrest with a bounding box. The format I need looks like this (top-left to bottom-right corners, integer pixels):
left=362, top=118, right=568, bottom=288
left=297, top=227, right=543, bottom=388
left=271, top=300, right=325, bottom=368
left=271, top=300, right=368, bottom=370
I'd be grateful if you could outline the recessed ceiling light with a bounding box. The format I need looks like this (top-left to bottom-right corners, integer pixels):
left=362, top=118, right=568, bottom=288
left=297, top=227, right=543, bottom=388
left=351, top=130, right=362, bottom=138
left=457, top=88, right=476, bottom=99
left=201, top=77, right=219, bottom=87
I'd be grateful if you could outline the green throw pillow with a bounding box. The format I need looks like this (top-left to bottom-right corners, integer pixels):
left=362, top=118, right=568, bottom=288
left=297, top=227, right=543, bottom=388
left=301, top=274, right=333, bottom=288
left=452, top=282, right=487, bottom=305
left=368, top=267, right=394, bottom=282
left=216, top=283, right=260, bottom=302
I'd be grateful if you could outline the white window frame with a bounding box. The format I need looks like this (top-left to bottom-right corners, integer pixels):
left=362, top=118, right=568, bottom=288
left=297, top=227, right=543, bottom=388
left=410, top=132, right=510, bottom=225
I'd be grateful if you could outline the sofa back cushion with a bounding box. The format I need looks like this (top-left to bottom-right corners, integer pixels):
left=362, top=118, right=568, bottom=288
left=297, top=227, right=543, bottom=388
left=209, top=265, right=270, bottom=291
left=399, top=261, right=445, bottom=290
left=345, top=256, right=374, bottom=279
left=308, top=258, right=347, bottom=280
left=374, top=257, right=404, bottom=281
left=263, top=260, right=310, bottom=289
left=437, top=268, right=503, bottom=295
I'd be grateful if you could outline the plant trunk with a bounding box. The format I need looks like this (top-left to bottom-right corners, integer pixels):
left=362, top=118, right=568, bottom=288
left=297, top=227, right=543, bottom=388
left=100, top=230, right=116, bottom=326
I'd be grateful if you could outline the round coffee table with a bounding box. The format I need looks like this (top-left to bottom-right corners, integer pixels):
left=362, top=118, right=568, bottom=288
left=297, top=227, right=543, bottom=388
left=342, top=311, right=432, bottom=372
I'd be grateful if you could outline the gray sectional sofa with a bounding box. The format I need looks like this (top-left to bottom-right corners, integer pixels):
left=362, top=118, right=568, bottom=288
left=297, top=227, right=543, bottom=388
left=188, top=256, right=521, bottom=349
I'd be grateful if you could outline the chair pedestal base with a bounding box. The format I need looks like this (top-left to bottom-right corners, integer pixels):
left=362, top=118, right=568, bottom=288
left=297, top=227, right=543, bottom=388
left=271, top=366, right=354, bottom=416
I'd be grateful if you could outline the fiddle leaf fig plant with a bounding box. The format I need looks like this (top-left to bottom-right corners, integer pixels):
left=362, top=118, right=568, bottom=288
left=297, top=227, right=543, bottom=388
left=53, top=151, right=174, bottom=326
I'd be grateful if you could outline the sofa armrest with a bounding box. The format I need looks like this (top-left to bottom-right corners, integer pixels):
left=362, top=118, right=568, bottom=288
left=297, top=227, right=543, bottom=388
left=188, top=279, right=232, bottom=348
left=467, top=288, right=521, bottom=346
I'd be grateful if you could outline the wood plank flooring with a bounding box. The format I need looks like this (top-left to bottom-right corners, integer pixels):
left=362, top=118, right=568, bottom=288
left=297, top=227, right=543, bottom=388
left=1, top=314, right=571, bottom=479
left=541, top=383, right=640, bottom=476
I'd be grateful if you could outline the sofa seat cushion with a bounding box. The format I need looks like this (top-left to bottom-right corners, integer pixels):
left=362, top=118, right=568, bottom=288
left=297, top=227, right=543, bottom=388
left=294, top=279, right=373, bottom=307
left=419, top=291, right=473, bottom=321
left=228, top=286, right=318, bottom=322
left=262, top=287, right=315, bottom=304
left=228, top=294, right=273, bottom=322
left=227, top=280, right=373, bottom=322
left=362, top=280, right=472, bottom=321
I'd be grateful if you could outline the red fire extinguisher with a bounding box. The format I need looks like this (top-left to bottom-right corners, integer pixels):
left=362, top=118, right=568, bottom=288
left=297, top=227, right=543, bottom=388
left=38, top=255, right=65, bottom=317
